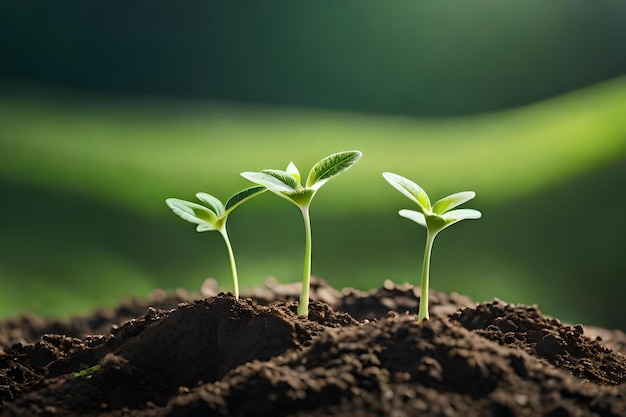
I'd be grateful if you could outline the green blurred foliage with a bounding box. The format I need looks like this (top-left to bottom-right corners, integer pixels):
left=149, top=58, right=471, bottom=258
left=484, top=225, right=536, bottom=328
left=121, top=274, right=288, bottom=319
left=0, top=1, right=625, bottom=331
left=1, top=1, right=625, bottom=116
left=1, top=82, right=625, bottom=330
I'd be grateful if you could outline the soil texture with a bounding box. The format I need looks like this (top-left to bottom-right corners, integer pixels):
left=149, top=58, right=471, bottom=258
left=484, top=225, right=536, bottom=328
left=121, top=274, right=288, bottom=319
left=1, top=278, right=625, bottom=417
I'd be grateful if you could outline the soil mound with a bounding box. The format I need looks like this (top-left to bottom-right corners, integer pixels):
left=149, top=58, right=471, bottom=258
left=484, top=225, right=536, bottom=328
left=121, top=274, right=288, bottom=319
left=1, top=279, right=625, bottom=416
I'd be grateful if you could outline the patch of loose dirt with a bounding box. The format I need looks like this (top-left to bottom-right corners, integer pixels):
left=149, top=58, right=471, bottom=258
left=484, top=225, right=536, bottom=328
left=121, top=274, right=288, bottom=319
left=1, top=278, right=625, bottom=416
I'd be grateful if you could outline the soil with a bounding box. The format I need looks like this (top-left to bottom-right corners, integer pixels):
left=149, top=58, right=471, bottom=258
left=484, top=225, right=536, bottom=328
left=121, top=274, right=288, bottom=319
left=1, top=278, right=625, bottom=417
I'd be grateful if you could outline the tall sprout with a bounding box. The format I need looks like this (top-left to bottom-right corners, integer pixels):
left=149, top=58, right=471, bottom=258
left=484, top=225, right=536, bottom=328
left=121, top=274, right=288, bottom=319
left=242, top=150, right=362, bottom=316
left=383, top=172, right=481, bottom=321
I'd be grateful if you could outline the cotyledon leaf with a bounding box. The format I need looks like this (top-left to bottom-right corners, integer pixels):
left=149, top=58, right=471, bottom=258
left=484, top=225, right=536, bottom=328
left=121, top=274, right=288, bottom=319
left=196, top=192, right=225, bottom=216
left=441, top=208, right=482, bottom=222
left=432, top=191, right=476, bottom=215
left=398, top=209, right=427, bottom=228
left=241, top=170, right=300, bottom=193
left=165, top=198, right=219, bottom=231
left=382, top=172, right=431, bottom=213
left=224, top=186, right=266, bottom=213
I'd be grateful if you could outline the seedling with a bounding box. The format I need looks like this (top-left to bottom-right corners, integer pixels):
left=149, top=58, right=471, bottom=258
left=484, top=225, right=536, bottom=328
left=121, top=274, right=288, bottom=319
left=382, top=172, right=481, bottom=322
left=241, top=150, right=362, bottom=316
left=165, top=186, right=266, bottom=299
left=73, top=364, right=101, bottom=378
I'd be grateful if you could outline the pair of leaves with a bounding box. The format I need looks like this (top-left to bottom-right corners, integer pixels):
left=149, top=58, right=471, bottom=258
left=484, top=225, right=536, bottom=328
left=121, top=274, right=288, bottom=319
left=382, top=172, right=481, bottom=234
left=166, top=186, right=266, bottom=232
left=241, top=150, right=362, bottom=207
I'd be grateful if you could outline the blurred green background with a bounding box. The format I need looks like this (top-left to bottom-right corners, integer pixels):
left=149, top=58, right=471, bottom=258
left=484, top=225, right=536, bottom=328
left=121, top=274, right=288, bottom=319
left=1, top=1, right=625, bottom=330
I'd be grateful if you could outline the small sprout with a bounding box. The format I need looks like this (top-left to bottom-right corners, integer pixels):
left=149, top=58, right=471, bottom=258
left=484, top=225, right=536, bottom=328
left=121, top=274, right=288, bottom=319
left=165, top=186, right=266, bottom=299
left=73, top=364, right=101, bottom=378
left=241, top=150, right=362, bottom=316
left=383, top=172, right=481, bottom=322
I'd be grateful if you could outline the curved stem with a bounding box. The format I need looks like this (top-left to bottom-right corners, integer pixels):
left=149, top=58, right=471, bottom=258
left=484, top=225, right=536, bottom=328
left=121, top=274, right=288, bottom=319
left=220, top=227, right=239, bottom=299
left=417, top=232, right=436, bottom=322
left=297, top=206, right=312, bottom=316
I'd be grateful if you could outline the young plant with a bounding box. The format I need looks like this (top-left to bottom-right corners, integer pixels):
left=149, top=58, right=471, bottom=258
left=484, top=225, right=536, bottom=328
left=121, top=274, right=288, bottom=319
left=165, top=186, right=266, bottom=299
left=241, top=150, right=362, bottom=317
left=382, top=172, right=481, bottom=322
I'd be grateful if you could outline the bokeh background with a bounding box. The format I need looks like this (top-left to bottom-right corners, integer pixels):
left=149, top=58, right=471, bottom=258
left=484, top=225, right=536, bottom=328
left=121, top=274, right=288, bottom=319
left=1, top=1, right=625, bottom=330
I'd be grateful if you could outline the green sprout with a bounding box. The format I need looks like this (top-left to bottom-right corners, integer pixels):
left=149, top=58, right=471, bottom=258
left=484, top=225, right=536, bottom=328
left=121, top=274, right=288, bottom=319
left=165, top=186, right=266, bottom=299
left=382, top=172, right=481, bottom=322
left=241, top=150, right=362, bottom=317
left=73, top=364, right=101, bottom=378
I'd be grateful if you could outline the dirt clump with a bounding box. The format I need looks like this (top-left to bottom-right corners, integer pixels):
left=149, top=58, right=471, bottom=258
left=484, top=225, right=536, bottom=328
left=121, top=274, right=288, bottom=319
left=1, top=279, right=625, bottom=416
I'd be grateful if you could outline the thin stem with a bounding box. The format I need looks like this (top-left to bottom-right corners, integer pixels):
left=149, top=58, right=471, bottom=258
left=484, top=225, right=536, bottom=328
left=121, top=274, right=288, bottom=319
left=297, top=206, right=312, bottom=316
left=220, top=227, right=239, bottom=299
left=417, top=232, right=436, bottom=322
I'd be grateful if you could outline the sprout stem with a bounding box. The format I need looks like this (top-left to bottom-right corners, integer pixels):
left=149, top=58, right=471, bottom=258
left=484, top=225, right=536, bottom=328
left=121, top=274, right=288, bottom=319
left=220, top=227, right=239, bottom=299
left=297, top=206, right=312, bottom=316
left=418, top=232, right=436, bottom=322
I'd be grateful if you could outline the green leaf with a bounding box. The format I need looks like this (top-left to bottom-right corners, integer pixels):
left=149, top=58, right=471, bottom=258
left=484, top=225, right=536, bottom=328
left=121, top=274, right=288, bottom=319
left=286, top=161, right=301, bottom=183
left=165, top=198, right=219, bottom=232
left=382, top=172, right=431, bottom=213
left=438, top=209, right=482, bottom=231
left=398, top=209, right=427, bottom=228
left=195, top=192, right=225, bottom=216
left=224, top=186, right=266, bottom=213
left=432, top=191, right=476, bottom=215
left=240, top=170, right=299, bottom=193
left=441, top=208, right=482, bottom=222
left=306, top=150, right=362, bottom=190
left=261, top=169, right=301, bottom=190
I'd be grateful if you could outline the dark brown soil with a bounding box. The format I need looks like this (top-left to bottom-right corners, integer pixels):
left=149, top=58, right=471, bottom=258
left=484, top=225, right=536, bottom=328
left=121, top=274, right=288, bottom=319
left=1, top=278, right=625, bottom=417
